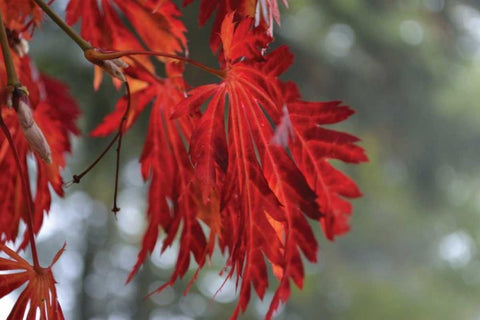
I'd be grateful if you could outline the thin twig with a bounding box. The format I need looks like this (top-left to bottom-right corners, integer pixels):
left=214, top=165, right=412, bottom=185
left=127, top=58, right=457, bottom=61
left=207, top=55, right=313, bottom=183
left=86, top=49, right=226, bottom=78
left=112, top=82, right=131, bottom=213
left=65, top=82, right=132, bottom=215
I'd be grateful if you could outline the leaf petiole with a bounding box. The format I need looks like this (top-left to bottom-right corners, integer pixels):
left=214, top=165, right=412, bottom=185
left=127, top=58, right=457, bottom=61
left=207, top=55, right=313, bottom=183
left=85, top=48, right=226, bottom=79
left=65, top=82, right=132, bottom=214
left=112, top=81, right=131, bottom=214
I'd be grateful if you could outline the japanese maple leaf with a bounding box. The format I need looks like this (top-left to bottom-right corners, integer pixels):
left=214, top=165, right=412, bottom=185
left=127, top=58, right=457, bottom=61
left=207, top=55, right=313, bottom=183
left=0, top=242, right=65, bottom=319
left=86, top=7, right=365, bottom=320
left=91, top=63, right=210, bottom=292
left=0, top=57, right=79, bottom=244
left=173, top=13, right=366, bottom=319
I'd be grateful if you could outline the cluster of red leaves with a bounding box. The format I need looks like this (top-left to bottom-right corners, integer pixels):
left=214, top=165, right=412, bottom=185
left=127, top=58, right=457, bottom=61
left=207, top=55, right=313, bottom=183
left=0, top=0, right=79, bottom=241
left=0, top=1, right=79, bottom=318
left=0, top=0, right=366, bottom=319
left=0, top=60, right=79, bottom=244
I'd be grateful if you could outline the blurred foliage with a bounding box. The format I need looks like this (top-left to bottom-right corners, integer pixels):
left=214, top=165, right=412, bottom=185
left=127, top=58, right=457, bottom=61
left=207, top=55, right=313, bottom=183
left=24, top=0, right=480, bottom=319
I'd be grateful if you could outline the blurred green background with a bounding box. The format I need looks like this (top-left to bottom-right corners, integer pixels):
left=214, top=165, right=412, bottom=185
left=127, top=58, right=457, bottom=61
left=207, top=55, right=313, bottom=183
left=10, top=0, right=480, bottom=319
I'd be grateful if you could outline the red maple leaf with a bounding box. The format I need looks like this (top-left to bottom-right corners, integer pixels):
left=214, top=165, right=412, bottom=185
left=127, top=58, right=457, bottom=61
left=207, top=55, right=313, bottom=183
left=0, top=242, right=65, bottom=319
left=0, top=1, right=367, bottom=319
left=91, top=62, right=211, bottom=291
left=90, top=10, right=365, bottom=319
left=171, top=13, right=367, bottom=318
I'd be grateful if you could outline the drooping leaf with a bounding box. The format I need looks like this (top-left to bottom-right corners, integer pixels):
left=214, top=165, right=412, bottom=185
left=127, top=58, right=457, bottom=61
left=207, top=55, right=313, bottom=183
left=0, top=57, right=79, bottom=244
left=131, top=77, right=209, bottom=289
left=58, top=3, right=366, bottom=319
left=90, top=62, right=210, bottom=291
left=172, top=13, right=366, bottom=319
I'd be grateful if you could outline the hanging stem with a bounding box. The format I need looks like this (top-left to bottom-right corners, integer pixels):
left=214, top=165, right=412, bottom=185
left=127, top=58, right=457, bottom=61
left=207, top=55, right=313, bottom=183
left=112, top=82, right=131, bottom=213
left=0, top=10, right=19, bottom=86
left=31, top=0, right=91, bottom=50
left=86, top=49, right=226, bottom=78
left=66, top=82, right=132, bottom=214
left=0, top=114, right=40, bottom=268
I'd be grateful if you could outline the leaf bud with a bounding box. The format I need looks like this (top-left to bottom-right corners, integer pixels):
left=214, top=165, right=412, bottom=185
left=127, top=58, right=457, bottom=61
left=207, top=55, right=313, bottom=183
left=100, top=58, right=129, bottom=82
left=12, top=88, right=52, bottom=164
